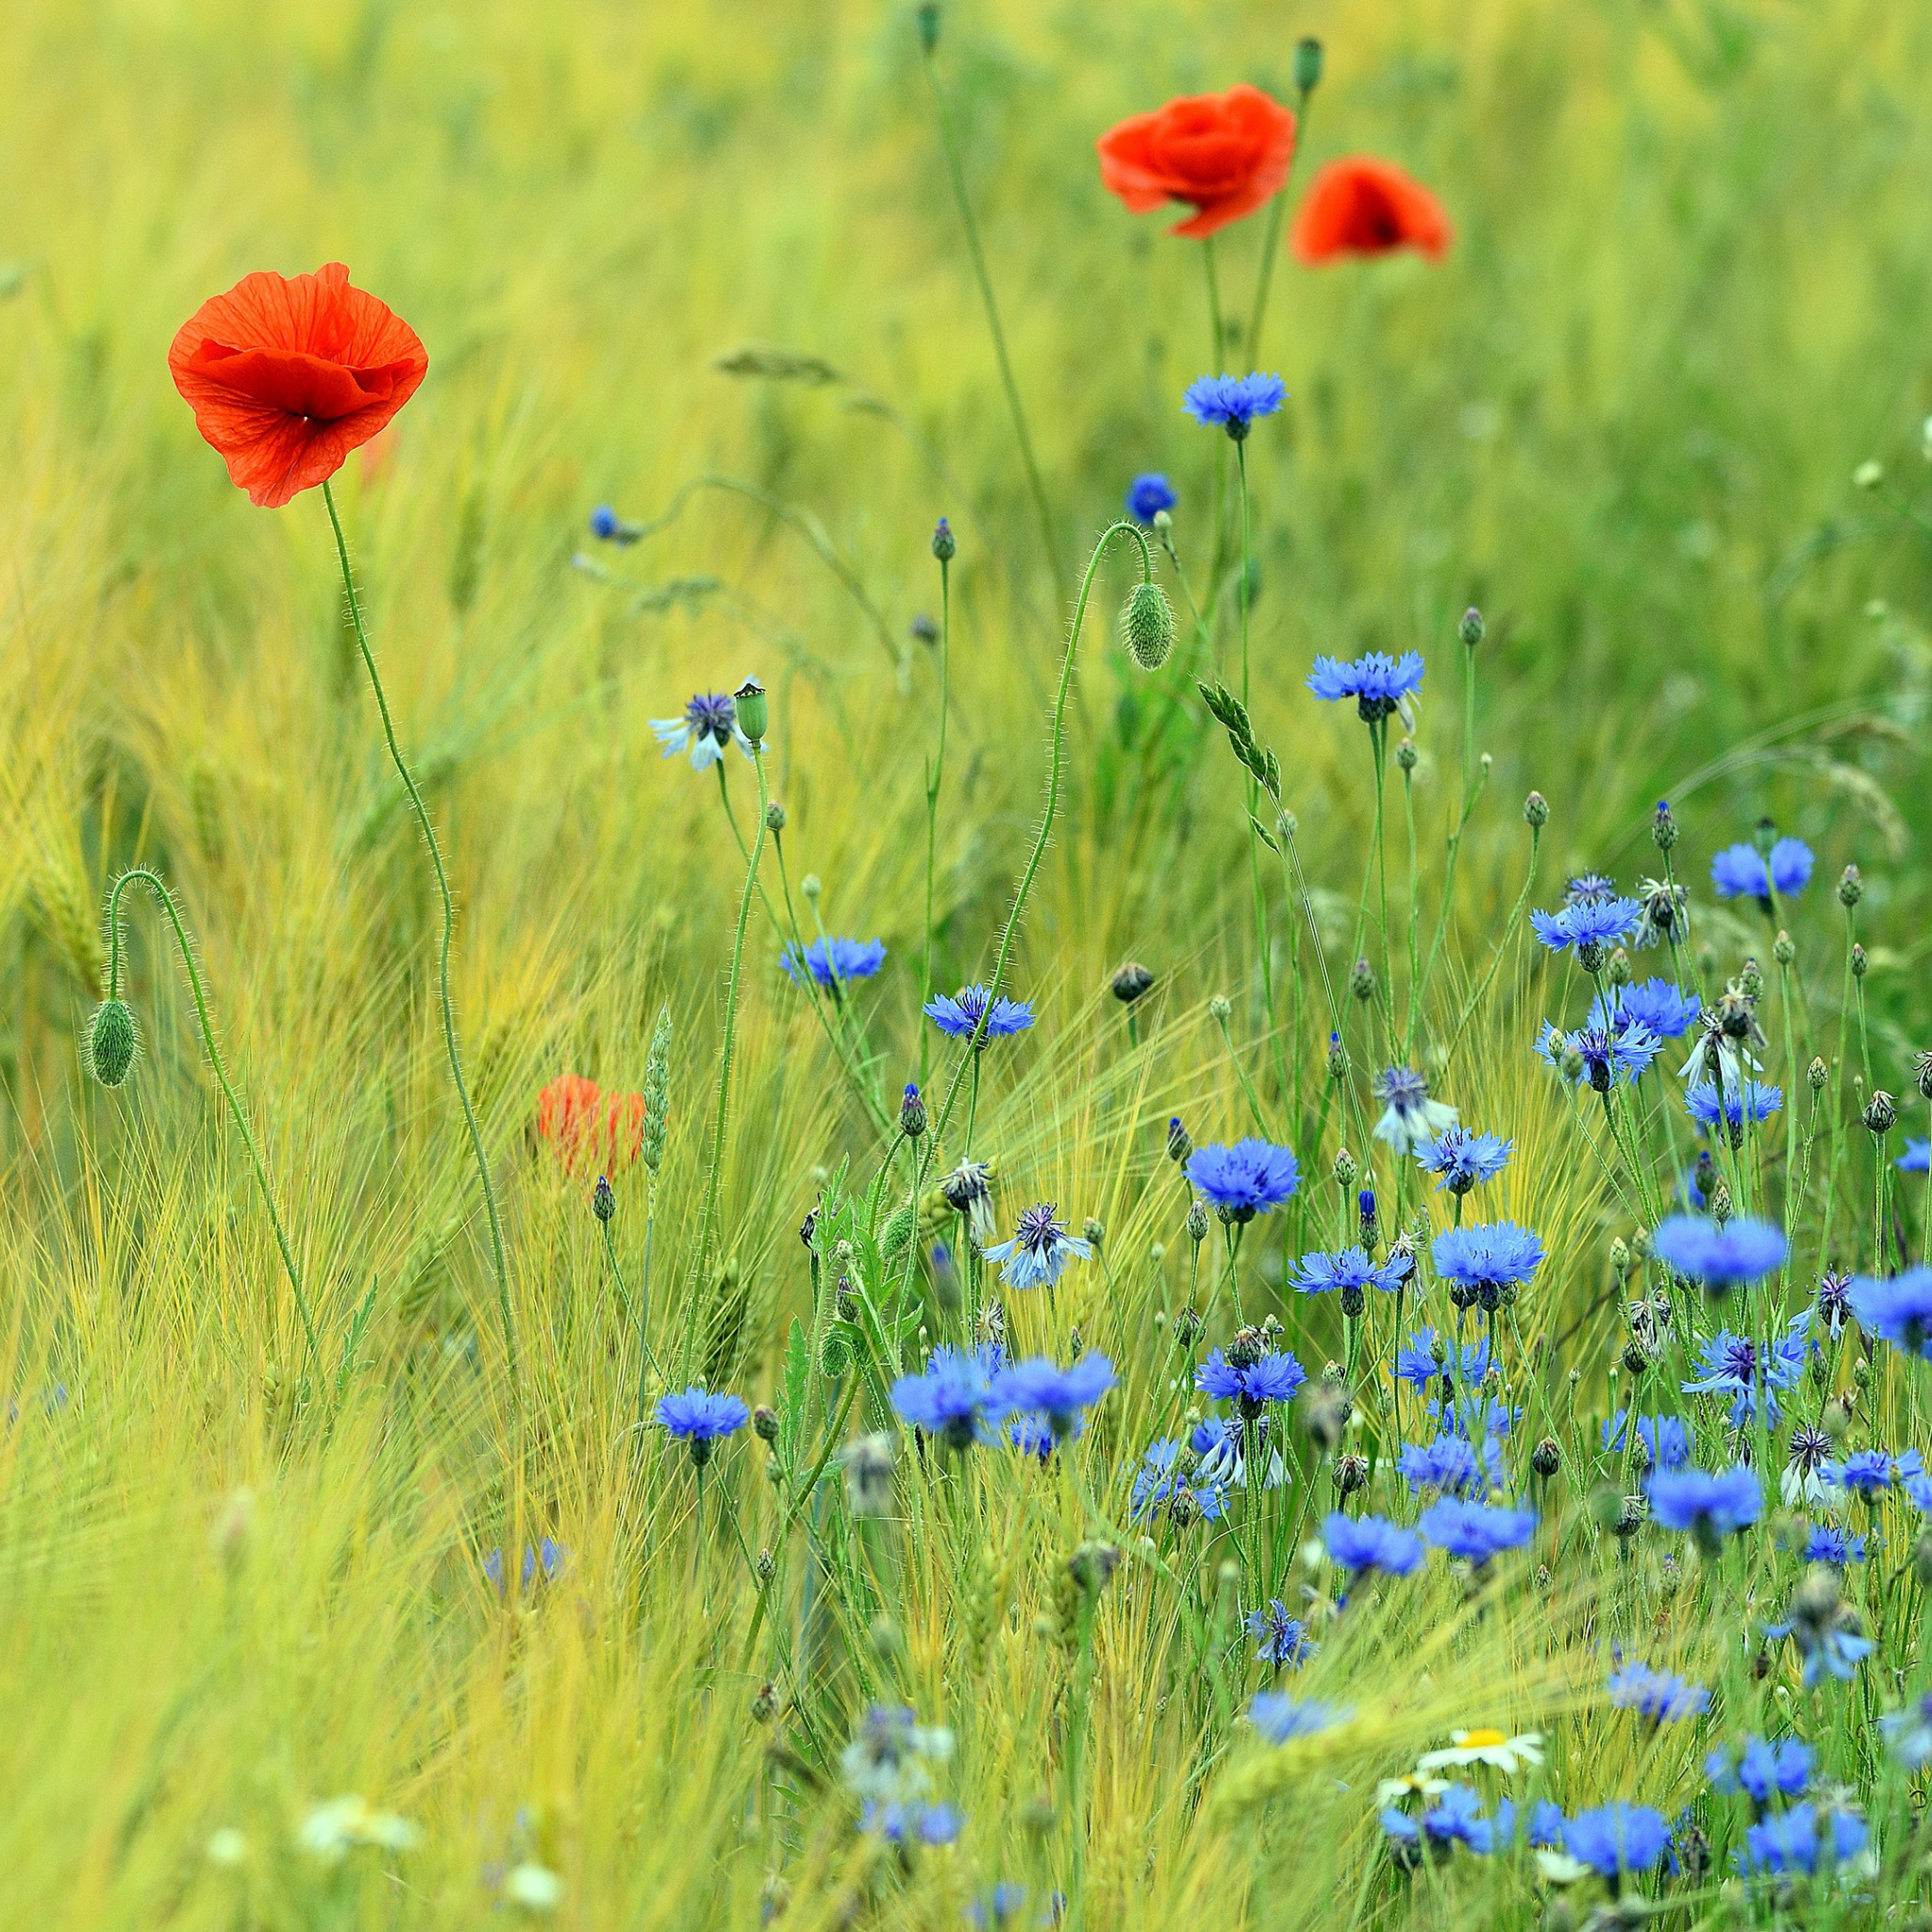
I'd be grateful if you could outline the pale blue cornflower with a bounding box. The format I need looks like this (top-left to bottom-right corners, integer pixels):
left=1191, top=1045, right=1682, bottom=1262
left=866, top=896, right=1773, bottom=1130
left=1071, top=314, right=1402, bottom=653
left=1198, top=1346, right=1307, bottom=1417
left=1371, top=1064, right=1457, bottom=1154
left=1293, top=1245, right=1411, bottom=1296
left=891, top=1343, right=1002, bottom=1451
left=1125, top=473, right=1176, bottom=524
left=1530, top=896, right=1641, bottom=958
left=1416, top=1498, right=1537, bottom=1566
left=1430, top=1223, right=1543, bottom=1307
left=1883, top=1690, right=1932, bottom=1768
left=1607, top=1660, right=1710, bottom=1723
left=992, top=1353, right=1115, bottom=1440
left=1398, top=1433, right=1505, bottom=1499
left=1247, top=1691, right=1350, bottom=1743
left=1562, top=1804, right=1672, bottom=1879
left=656, top=1387, right=750, bottom=1464
left=1707, top=1736, right=1813, bottom=1803
left=1710, top=838, right=1814, bottom=908
left=1601, top=1410, right=1690, bottom=1472
left=1686, top=1080, right=1783, bottom=1134
left=1847, top=1266, right=1932, bottom=1357
left=1737, top=1806, right=1869, bottom=1878
left=1899, top=1139, right=1930, bottom=1174
left=780, top=936, right=887, bottom=991
left=1324, top=1511, right=1424, bottom=1578
left=1246, top=1600, right=1318, bottom=1668
left=982, top=1204, right=1091, bottom=1292
left=651, top=691, right=756, bottom=771
left=1648, top=1465, right=1762, bottom=1545
left=923, top=983, right=1035, bottom=1044
left=1682, top=1312, right=1810, bottom=1427
left=1414, top=1125, right=1512, bottom=1195
left=1651, top=1213, right=1787, bottom=1291
left=1604, top=978, right=1702, bottom=1041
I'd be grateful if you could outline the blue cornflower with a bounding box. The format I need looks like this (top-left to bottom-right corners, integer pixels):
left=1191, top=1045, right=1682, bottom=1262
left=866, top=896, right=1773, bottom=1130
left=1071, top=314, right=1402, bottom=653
left=1414, top=1125, right=1512, bottom=1195
left=966, top=1885, right=1036, bottom=1929
left=1324, top=1511, right=1424, bottom=1578
left=924, top=984, right=1034, bottom=1045
left=1007, top=1415, right=1066, bottom=1460
left=1899, top=1139, right=1930, bottom=1174
left=656, top=1387, right=751, bottom=1463
left=1711, top=839, right=1814, bottom=907
left=1562, top=1804, right=1672, bottom=1878
left=1651, top=1213, right=1788, bottom=1290
left=1530, top=896, right=1641, bottom=957
left=1416, top=1498, right=1537, bottom=1566
left=1125, top=473, right=1176, bottom=524
left=1183, top=372, right=1287, bottom=439
left=1246, top=1600, right=1318, bottom=1669
left=1128, top=1438, right=1224, bottom=1522
left=1306, top=651, right=1428, bottom=729
left=1527, top=1801, right=1567, bottom=1848
left=1607, top=1661, right=1710, bottom=1723
left=1393, top=1329, right=1491, bottom=1395
left=1540, top=1019, right=1660, bottom=1091
left=1198, top=1346, right=1307, bottom=1417
left=1247, top=1692, right=1349, bottom=1743
left=1707, top=1736, right=1813, bottom=1803
left=1430, top=1223, right=1543, bottom=1305
left=1648, top=1465, right=1762, bottom=1543
left=1738, top=1806, right=1868, bottom=1877
left=781, top=935, right=887, bottom=991
left=1428, top=1392, right=1521, bottom=1441
left=891, top=1343, right=1002, bottom=1451
left=1380, top=1786, right=1513, bottom=1855
left=1293, top=1245, right=1412, bottom=1296
left=1399, top=1433, right=1505, bottom=1499
left=1847, top=1266, right=1932, bottom=1356
left=1602, top=1410, right=1691, bottom=1473
left=1682, top=1313, right=1809, bottom=1427
left=1566, top=873, right=1620, bottom=904
left=1370, top=1064, right=1457, bottom=1154
left=1883, top=1691, right=1932, bottom=1767
left=992, top=1354, right=1115, bottom=1440
left=483, top=1539, right=565, bottom=1594
left=589, top=503, right=641, bottom=543
left=1602, top=977, right=1703, bottom=1041
left=1186, top=1139, right=1302, bottom=1223
left=650, top=691, right=755, bottom=771
left=982, top=1204, right=1091, bottom=1292
left=1823, top=1448, right=1895, bottom=1497
left=1803, top=1524, right=1866, bottom=1567
left=1686, top=1081, right=1783, bottom=1133
left=861, top=1800, right=961, bottom=1845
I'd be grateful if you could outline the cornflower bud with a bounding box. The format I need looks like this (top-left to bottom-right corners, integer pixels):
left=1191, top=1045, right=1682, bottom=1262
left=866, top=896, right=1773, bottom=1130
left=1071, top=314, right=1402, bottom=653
left=764, top=799, right=787, bottom=833
left=1531, top=1437, right=1560, bottom=1479
left=1325, top=1030, right=1347, bottom=1080
left=592, top=1174, right=614, bottom=1224
left=1839, top=864, right=1863, bottom=908
left=1350, top=958, right=1376, bottom=1003
left=753, top=1405, right=779, bottom=1442
left=1208, top=994, right=1232, bottom=1022
left=1607, top=946, right=1632, bottom=987
left=1331, top=1148, right=1357, bottom=1189
left=1524, top=791, right=1550, bottom=828
left=1167, top=1116, right=1192, bottom=1164
left=1457, top=606, right=1485, bottom=646
left=1773, top=929, right=1794, bottom=966
left=1186, top=1199, right=1208, bottom=1245
left=1865, top=1091, right=1896, bottom=1136
left=900, top=1081, right=927, bottom=1139
left=1112, top=960, right=1156, bottom=1005
left=1652, top=799, right=1677, bottom=850
left=1851, top=942, right=1868, bottom=980
left=1396, top=737, right=1418, bottom=772
left=930, top=514, right=955, bottom=559
left=1807, top=1056, right=1828, bottom=1092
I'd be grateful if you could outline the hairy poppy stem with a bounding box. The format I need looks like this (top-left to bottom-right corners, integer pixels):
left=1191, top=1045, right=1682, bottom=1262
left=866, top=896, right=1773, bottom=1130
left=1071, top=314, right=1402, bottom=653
left=105, top=866, right=320, bottom=1370
left=321, top=479, right=517, bottom=1397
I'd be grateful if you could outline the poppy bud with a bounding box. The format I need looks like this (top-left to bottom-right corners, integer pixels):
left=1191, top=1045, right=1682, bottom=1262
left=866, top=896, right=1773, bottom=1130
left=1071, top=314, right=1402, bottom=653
left=1457, top=606, right=1484, bottom=647
left=1111, top=960, right=1156, bottom=1005
left=1865, top=1091, right=1896, bottom=1137
left=764, top=800, right=787, bottom=833
left=1524, top=791, right=1549, bottom=828
left=753, top=1404, right=779, bottom=1442
left=591, top=1174, right=615, bottom=1224
left=930, top=514, right=955, bottom=560
left=1652, top=799, right=1676, bottom=850
left=1166, top=1116, right=1192, bottom=1164
left=1293, top=35, right=1323, bottom=93
left=900, top=1081, right=927, bottom=1140
left=1840, top=864, right=1863, bottom=908
left=1120, top=579, right=1175, bottom=671
left=732, top=677, right=768, bottom=747
left=87, top=999, right=136, bottom=1088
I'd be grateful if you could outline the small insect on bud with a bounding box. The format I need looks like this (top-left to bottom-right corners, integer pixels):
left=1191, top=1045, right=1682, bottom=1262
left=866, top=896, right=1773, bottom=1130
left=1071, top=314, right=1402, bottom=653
left=1531, top=1437, right=1561, bottom=1479
left=1865, top=1091, right=1897, bottom=1137
left=1325, top=1030, right=1347, bottom=1080
left=1293, top=34, right=1324, bottom=93
left=930, top=514, right=955, bottom=559
left=1350, top=957, right=1377, bottom=1004
left=1186, top=1200, right=1208, bottom=1245
left=1651, top=799, right=1676, bottom=850
left=1807, top=1056, right=1829, bottom=1092
left=1839, top=864, right=1864, bottom=908
left=1524, top=791, right=1550, bottom=828
left=763, top=800, right=787, bottom=833
left=1607, top=946, right=1632, bottom=987
left=753, top=1404, right=779, bottom=1443
left=1111, top=960, right=1156, bottom=1005
left=900, top=1082, right=927, bottom=1140
left=732, top=677, right=768, bottom=747
left=1854, top=458, right=1884, bottom=491
left=87, top=999, right=136, bottom=1088
left=1457, top=605, right=1485, bottom=647
left=1167, top=1116, right=1192, bottom=1164
left=908, top=612, right=939, bottom=646
left=1851, top=942, right=1869, bottom=980
left=1396, top=737, right=1418, bottom=772
left=1208, top=994, right=1232, bottom=1023
left=1120, top=579, right=1176, bottom=672
left=592, top=1174, right=615, bottom=1224
left=1331, top=1147, right=1357, bottom=1189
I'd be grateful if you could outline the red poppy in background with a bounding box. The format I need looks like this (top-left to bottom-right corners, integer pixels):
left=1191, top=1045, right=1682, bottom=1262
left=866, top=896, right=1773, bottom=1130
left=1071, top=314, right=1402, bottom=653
left=1291, top=158, right=1452, bottom=264
left=169, top=262, right=427, bottom=508
left=538, top=1074, right=644, bottom=1174
left=1097, top=84, right=1297, bottom=240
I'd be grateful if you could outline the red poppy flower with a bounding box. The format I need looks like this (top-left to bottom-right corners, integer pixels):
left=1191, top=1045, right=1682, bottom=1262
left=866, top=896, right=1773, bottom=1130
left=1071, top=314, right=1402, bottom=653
left=1097, top=84, right=1297, bottom=241
left=538, top=1074, right=645, bottom=1174
left=1291, top=158, right=1452, bottom=265
left=169, top=263, right=427, bottom=509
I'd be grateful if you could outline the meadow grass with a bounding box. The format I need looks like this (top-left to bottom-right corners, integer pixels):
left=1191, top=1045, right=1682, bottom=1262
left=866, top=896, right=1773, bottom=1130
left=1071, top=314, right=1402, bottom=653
left=4, top=0, right=1932, bottom=1924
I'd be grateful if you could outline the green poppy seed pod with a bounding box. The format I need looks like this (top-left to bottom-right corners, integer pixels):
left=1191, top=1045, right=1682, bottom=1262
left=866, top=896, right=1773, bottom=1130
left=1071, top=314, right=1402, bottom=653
left=1457, top=605, right=1485, bottom=647
left=1807, top=1055, right=1828, bottom=1091
left=764, top=800, right=787, bottom=833
left=1524, top=791, right=1549, bottom=828
left=87, top=999, right=136, bottom=1088
left=1293, top=34, right=1323, bottom=93
left=1774, top=928, right=1795, bottom=966
left=591, top=1174, right=615, bottom=1224
left=732, top=677, right=768, bottom=747
left=1120, top=579, right=1175, bottom=672
left=1652, top=799, right=1677, bottom=850
left=1395, top=736, right=1418, bottom=772
left=930, top=515, right=955, bottom=560
left=1839, top=864, right=1863, bottom=908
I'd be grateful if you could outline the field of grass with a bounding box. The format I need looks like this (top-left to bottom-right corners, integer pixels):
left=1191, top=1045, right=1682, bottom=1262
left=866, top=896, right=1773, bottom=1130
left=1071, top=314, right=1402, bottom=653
left=5, top=0, right=1932, bottom=1925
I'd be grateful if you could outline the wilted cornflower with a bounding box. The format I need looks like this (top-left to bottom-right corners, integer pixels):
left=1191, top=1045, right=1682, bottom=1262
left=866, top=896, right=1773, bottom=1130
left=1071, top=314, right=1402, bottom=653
left=1417, top=1498, right=1537, bottom=1567
left=840, top=1705, right=954, bottom=1807
left=1607, top=1660, right=1710, bottom=1724
left=992, top=1353, right=1115, bottom=1440
left=1882, top=1690, right=1932, bottom=1768
left=1682, top=1313, right=1810, bottom=1427
left=1414, top=1125, right=1511, bottom=1195
left=1129, top=1439, right=1224, bottom=1524
left=923, top=983, right=1035, bottom=1044
left=1602, top=1410, right=1690, bottom=1473
left=1247, top=1692, right=1350, bottom=1744
left=1198, top=1343, right=1307, bottom=1418
left=1737, top=1806, right=1868, bottom=1878
left=1685, top=1080, right=1783, bottom=1138
left=1530, top=895, right=1641, bottom=958
left=1647, top=1465, right=1762, bottom=1547
left=1707, top=1736, right=1813, bottom=1805
left=1710, top=837, right=1814, bottom=908
left=1783, top=1424, right=1835, bottom=1507
left=1125, top=472, right=1176, bottom=524
left=656, top=1387, right=751, bottom=1465
left=780, top=935, right=886, bottom=991
left=1846, top=1265, right=1932, bottom=1356
left=1399, top=1432, right=1505, bottom=1499
left=1306, top=650, right=1426, bottom=729
left=1651, top=1213, right=1787, bottom=1291
left=1246, top=1600, right=1318, bottom=1668
left=938, top=1158, right=996, bottom=1245
left=650, top=691, right=757, bottom=770
left=1192, top=1413, right=1287, bottom=1497
left=1185, top=1139, right=1302, bottom=1221
left=1430, top=1223, right=1544, bottom=1309
left=1802, top=1524, right=1866, bottom=1567
left=1293, top=1244, right=1411, bottom=1296
left=982, top=1204, right=1091, bottom=1292
left=891, top=1343, right=1002, bottom=1451
left=1324, top=1510, right=1424, bottom=1579
left=1182, top=372, right=1287, bottom=438
left=1631, top=876, right=1689, bottom=949
left=1370, top=1065, right=1457, bottom=1154
left=1562, top=1803, right=1672, bottom=1879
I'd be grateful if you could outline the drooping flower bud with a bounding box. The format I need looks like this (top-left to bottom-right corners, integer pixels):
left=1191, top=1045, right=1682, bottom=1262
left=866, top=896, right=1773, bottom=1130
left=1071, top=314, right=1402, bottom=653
left=1120, top=579, right=1175, bottom=671
left=87, top=999, right=136, bottom=1088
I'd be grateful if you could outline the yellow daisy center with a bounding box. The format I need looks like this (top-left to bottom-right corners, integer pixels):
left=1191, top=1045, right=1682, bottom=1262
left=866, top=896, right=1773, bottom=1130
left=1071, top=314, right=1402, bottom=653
left=1457, top=1727, right=1509, bottom=1748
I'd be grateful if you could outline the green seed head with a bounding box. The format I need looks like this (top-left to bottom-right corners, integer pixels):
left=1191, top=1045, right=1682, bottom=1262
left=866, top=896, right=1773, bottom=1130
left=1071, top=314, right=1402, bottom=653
left=1120, top=579, right=1175, bottom=672
left=732, top=676, right=768, bottom=747
left=87, top=999, right=136, bottom=1088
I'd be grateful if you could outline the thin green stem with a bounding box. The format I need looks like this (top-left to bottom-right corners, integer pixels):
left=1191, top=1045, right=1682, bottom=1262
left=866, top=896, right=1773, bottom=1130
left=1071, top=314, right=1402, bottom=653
left=921, top=555, right=952, bottom=1091
left=1245, top=89, right=1314, bottom=362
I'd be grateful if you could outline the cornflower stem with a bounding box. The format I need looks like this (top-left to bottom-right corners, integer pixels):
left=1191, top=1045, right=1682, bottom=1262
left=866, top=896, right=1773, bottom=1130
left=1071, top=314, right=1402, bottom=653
left=920, top=553, right=952, bottom=1091
left=1214, top=1007, right=1271, bottom=1137
left=1448, top=824, right=1542, bottom=1060
left=920, top=45, right=1062, bottom=605
left=636, top=1178, right=658, bottom=1433
left=322, top=481, right=513, bottom=1390
left=684, top=746, right=771, bottom=1375
left=1243, top=88, right=1312, bottom=361
left=106, top=867, right=319, bottom=1370
left=1401, top=762, right=1420, bottom=1057
left=1822, top=908, right=1859, bottom=1264
left=919, top=522, right=1157, bottom=1172
left=1370, top=725, right=1394, bottom=1058
left=606, top=1217, right=660, bottom=1394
